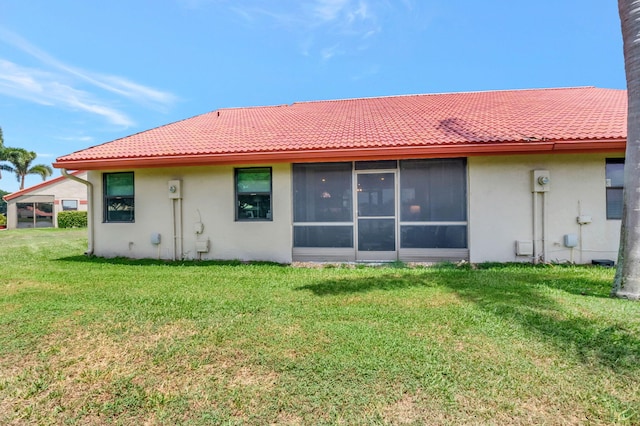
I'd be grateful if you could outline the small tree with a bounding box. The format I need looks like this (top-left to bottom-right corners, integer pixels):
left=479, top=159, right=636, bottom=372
left=1, top=148, right=53, bottom=190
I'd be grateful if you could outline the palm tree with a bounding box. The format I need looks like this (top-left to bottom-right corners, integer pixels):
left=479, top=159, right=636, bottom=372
left=613, top=0, right=640, bottom=300
left=1, top=148, right=53, bottom=190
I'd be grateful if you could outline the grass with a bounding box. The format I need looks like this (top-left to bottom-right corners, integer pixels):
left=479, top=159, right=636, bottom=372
left=0, top=229, right=639, bottom=425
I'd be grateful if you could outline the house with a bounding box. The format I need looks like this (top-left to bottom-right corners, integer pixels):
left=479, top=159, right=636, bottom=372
left=53, top=87, right=626, bottom=264
left=2, top=171, right=88, bottom=230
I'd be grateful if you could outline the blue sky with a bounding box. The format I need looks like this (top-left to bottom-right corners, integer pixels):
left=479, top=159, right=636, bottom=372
left=0, top=0, right=625, bottom=193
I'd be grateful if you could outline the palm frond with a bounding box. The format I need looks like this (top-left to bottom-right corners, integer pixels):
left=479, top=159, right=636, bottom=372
left=28, top=164, right=54, bottom=181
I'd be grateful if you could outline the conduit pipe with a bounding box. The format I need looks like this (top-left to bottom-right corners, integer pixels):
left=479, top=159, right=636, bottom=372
left=532, top=192, right=538, bottom=264
left=61, top=169, right=94, bottom=255
left=170, top=197, right=184, bottom=261
left=542, top=191, right=548, bottom=262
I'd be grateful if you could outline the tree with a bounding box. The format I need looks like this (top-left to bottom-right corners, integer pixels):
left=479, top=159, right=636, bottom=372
left=0, top=127, right=5, bottom=180
left=613, top=0, right=640, bottom=300
left=1, top=148, right=53, bottom=190
left=0, top=189, right=7, bottom=215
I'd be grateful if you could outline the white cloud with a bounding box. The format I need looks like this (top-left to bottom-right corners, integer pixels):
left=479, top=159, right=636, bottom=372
left=321, top=44, right=343, bottom=61
left=56, top=135, right=95, bottom=143
left=224, top=0, right=384, bottom=60
left=313, top=0, right=351, bottom=22
left=0, top=27, right=177, bottom=126
left=0, top=60, right=134, bottom=126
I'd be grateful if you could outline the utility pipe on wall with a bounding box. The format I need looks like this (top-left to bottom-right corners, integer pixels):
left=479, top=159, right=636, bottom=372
left=61, top=169, right=94, bottom=255
left=531, top=170, right=550, bottom=264
left=532, top=191, right=538, bottom=264
left=170, top=198, right=184, bottom=261
left=542, top=191, right=548, bottom=263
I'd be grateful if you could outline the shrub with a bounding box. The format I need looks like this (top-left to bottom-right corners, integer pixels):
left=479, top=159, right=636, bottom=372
left=57, top=211, right=87, bottom=228
left=0, top=213, right=5, bottom=227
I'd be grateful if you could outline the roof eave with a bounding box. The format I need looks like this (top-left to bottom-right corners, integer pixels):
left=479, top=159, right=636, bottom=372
left=3, top=171, right=86, bottom=201
left=52, top=139, right=627, bottom=171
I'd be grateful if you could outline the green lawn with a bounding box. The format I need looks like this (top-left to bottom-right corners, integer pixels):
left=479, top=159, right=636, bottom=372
left=0, top=229, right=639, bottom=425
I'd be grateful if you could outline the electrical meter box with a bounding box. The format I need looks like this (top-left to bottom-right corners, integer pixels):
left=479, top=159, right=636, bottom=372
left=531, top=170, right=550, bottom=192
left=168, top=180, right=182, bottom=199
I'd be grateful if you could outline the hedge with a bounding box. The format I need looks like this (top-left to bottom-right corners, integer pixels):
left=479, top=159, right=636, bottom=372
left=0, top=213, right=5, bottom=226
left=57, top=211, right=87, bottom=228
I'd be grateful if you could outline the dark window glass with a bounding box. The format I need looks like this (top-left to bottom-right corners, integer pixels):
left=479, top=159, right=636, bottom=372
left=401, top=225, right=467, bottom=249
left=16, top=202, right=53, bottom=228
left=236, top=168, right=272, bottom=220
left=294, top=226, right=353, bottom=248
left=358, top=219, right=395, bottom=251
left=606, top=159, right=624, bottom=220
left=293, top=163, right=352, bottom=222
left=355, top=160, right=397, bottom=170
left=104, top=172, right=135, bottom=222
left=357, top=173, right=395, bottom=217
left=400, top=159, right=467, bottom=222
left=16, top=202, right=34, bottom=228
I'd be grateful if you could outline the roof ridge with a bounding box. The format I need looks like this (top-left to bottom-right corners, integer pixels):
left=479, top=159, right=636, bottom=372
left=213, top=87, right=615, bottom=111
left=290, top=86, right=607, bottom=106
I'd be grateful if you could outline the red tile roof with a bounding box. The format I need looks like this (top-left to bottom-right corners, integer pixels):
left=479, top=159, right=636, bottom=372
left=54, top=87, right=627, bottom=170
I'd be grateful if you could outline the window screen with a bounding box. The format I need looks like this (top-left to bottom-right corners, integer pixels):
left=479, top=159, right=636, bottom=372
left=400, top=159, right=467, bottom=222
left=293, top=163, right=352, bottom=222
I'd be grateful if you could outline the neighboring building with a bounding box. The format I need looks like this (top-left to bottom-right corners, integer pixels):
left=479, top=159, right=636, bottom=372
left=3, top=171, right=88, bottom=229
left=53, top=87, right=626, bottom=264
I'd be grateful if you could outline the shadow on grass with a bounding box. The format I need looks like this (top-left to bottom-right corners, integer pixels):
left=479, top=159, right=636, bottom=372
left=297, top=265, right=640, bottom=372
left=54, top=255, right=286, bottom=268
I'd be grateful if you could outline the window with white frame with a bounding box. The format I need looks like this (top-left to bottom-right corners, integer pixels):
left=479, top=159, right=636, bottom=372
left=61, top=199, right=78, bottom=211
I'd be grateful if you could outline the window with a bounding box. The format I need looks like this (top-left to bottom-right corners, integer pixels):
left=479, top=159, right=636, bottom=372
left=236, top=168, right=272, bottom=220
left=293, top=163, right=352, bottom=222
left=61, top=200, right=78, bottom=211
left=103, top=172, right=134, bottom=222
left=293, top=163, right=353, bottom=247
left=606, top=158, right=624, bottom=220
left=16, top=202, right=54, bottom=228
left=399, top=159, right=467, bottom=249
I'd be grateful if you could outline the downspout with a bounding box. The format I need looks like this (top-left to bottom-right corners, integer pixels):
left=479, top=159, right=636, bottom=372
left=61, top=169, right=94, bottom=256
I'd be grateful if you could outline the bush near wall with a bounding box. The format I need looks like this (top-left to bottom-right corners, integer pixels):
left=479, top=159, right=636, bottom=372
left=57, top=211, right=87, bottom=228
left=0, top=214, right=6, bottom=227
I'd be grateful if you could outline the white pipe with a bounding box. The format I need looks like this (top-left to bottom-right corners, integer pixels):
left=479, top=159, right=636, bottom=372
left=542, top=191, right=548, bottom=263
left=171, top=198, right=176, bottom=261
left=532, top=192, right=538, bottom=264
left=179, top=198, right=183, bottom=260
left=61, top=169, right=94, bottom=256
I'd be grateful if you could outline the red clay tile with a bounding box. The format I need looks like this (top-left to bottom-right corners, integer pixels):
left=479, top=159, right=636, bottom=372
left=54, top=87, right=627, bottom=169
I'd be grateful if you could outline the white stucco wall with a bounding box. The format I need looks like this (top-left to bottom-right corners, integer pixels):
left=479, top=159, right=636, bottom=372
left=86, top=154, right=622, bottom=264
left=89, top=164, right=293, bottom=263
left=468, top=154, right=622, bottom=264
